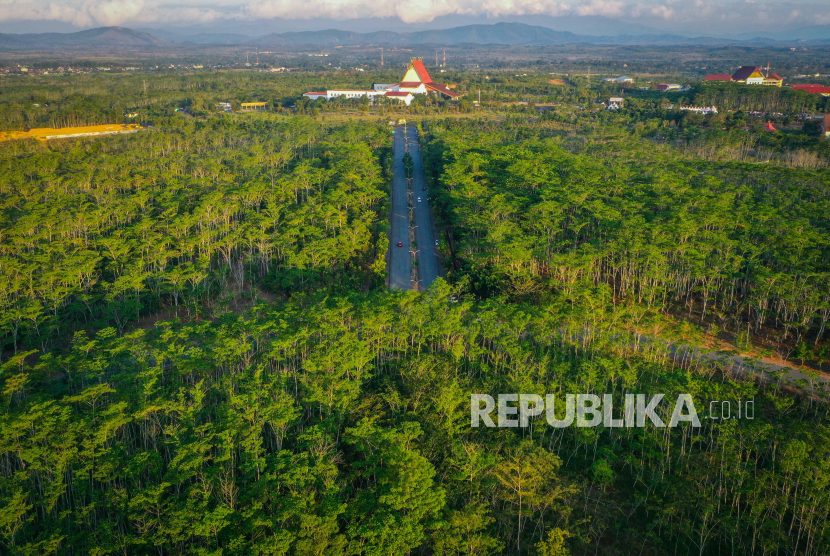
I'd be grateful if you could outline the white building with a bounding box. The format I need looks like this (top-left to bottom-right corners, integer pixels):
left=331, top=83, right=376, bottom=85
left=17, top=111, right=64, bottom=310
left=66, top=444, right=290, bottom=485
left=604, top=76, right=634, bottom=83
left=681, top=106, right=719, bottom=114
left=303, top=60, right=459, bottom=107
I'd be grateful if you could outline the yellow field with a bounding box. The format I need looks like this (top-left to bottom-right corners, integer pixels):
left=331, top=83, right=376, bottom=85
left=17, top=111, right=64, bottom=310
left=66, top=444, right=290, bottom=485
left=0, top=123, right=144, bottom=142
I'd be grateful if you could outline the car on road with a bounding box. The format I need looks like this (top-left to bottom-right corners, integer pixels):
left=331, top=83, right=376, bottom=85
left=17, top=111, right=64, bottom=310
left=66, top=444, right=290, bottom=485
left=417, top=197, right=422, bottom=203
left=397, top=242, right=403, bottom=247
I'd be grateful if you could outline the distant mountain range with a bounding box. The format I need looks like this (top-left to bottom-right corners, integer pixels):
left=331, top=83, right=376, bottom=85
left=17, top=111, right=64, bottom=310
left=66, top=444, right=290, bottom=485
left=0, top=22, right=828, bottom=50
left=0, top=26, right=165, bottom=49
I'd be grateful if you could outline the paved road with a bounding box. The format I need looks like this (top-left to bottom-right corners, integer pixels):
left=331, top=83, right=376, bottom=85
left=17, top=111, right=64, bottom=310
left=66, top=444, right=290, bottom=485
left=407, top=129, right=442, bottom=290
left=388, top=126, right=412, bottom=290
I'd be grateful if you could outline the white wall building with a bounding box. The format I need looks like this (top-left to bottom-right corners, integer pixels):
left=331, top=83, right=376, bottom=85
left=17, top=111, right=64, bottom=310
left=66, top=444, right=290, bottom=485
left=303, top=60, right=459, bottom=108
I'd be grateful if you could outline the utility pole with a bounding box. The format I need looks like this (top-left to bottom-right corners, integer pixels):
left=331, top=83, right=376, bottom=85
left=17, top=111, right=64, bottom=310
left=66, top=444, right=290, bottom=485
left=443, top=49, right=446, bottom=67
left=435, top=50, right=438, bottom=66
left=256, top=48, right=259, bottom=66
left=381, top=47, right=384, bottom=67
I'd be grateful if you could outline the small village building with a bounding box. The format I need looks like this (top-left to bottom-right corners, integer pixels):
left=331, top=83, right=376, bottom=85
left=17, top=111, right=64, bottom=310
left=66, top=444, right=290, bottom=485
left=604, top=76, right=634, bottom=83
left=656, top=83, right=681, bottom=91
left=762, top=73, right=783, bottom=86
left=303, top=92, right=327, bottom=100
left=608, top=97, right=624, bottom=109
left=764, top=122, right=777, bottom=131
left=823, top=114, right=830, bottom=137
left=217, top=102, right=232, bottom=112
left=704, top=74, right=733, bottom=82
left=681, top=106, right=719, bottom=114
left=240, top=102, right=268, bottom=111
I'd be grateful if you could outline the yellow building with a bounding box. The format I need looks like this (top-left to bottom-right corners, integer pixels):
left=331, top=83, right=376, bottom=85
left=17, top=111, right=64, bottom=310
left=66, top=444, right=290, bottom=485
left=240, top=102, right=268, bottom=111
left=732, top=66, right=783, bottom=86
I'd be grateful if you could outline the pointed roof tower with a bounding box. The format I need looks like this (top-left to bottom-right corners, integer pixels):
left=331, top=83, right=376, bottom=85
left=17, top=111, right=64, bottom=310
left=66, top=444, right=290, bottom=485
left=398, top=59, right=460, bottom=98
left=402, top=60, right=432, bottom=83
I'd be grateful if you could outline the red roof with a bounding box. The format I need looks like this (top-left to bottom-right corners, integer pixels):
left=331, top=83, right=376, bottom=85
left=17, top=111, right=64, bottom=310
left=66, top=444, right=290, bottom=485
left=792, top=84, right=830, bottom=94
left=411, top=60, right=432, bottom=83
left=425, top=82, right=461, bottom=98
left=767, top=73, right=783, bottom=80
left=764, top=122, right=777, bottom=131
left=704, top=74, right=733, bottom=81
left=385, top=91, right=413, bottom=97
left=398, top=82, right=424, bottom=88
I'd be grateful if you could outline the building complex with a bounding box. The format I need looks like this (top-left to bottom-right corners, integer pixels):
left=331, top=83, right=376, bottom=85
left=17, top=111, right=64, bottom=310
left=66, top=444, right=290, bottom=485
left=303, top=60, right=460, bottom=106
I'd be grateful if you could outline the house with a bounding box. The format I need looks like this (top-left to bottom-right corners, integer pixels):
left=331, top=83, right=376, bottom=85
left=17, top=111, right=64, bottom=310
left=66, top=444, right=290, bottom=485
left=704, top=74, right=733, bottom=82
left=217, top=102, right=232, bottom=112
left=764, top=122, right=777, bottom=131
left=656, top=83, right=681, bottom=91
left=763, top=73, right=783, bottom=87
left=791, top=84, right=830, bottom=96
left=732, top=66, right=766, bottom=84
left=604, top=76, right=634, bottom=84
left=240, top=102, right=267, bottom=111
left=681, top=106, right=718, bottom=114
left=823, top=115, right=830, bottom=137
left=302, top=59, right=460, bottom=106
left=608, top=97, right=624, bottom=109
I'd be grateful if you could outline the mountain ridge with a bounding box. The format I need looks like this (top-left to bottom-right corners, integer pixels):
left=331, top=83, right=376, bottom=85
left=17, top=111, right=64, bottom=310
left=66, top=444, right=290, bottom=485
left=0, top=22, right=827, bottom=50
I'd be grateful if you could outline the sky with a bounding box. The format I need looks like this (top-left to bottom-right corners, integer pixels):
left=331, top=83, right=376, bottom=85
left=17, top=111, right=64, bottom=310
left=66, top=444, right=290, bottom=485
left=0, top=0, right=829, bottom=37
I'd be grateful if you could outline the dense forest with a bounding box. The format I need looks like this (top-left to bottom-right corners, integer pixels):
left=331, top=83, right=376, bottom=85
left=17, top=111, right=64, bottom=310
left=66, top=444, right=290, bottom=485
left=2, top=69, right=830, bottom=555
left=423, top=115, right=830, bottom=360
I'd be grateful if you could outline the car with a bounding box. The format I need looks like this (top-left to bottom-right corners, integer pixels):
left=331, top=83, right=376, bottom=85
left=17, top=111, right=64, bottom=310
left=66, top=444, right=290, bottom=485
left=417, top=197, right=422, bottom=203
left=397, top=242, right=403, bottom=247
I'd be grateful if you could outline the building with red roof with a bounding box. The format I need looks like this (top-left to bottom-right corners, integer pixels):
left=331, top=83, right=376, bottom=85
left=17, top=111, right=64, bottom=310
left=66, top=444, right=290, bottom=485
left=731, top=66, right=783, bottom=86
left=823, top=114, right=830, bottom=137
left=791, top=84, right=830, bottom=96
left=302, top=59, right=460, bottom=106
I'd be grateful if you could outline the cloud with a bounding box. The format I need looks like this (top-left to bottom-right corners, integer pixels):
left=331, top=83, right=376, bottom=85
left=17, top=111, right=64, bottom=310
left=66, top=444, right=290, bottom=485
left=246, top=0, right=573, bottom=24
left=1, top=0, right=829, bottom=33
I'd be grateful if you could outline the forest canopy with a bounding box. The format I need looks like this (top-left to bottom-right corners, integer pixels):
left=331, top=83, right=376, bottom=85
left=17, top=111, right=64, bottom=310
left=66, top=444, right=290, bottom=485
left=1, top=68, right=830, bottom=556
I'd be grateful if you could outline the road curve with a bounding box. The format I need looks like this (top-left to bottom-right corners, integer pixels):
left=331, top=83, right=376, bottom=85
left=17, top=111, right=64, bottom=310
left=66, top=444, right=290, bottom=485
left=388, top=125, right=412, bottom=290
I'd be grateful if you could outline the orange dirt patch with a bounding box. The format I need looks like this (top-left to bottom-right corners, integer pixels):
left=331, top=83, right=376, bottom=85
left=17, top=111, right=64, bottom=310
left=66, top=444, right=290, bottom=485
left=548, top=79, right=566, bottom=85
left=0, top=123, right=144, bottom=142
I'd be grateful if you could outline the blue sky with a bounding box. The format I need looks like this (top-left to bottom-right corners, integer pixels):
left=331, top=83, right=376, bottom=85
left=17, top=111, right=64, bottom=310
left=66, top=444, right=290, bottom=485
left=0, top=0, right=828, bottom=36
